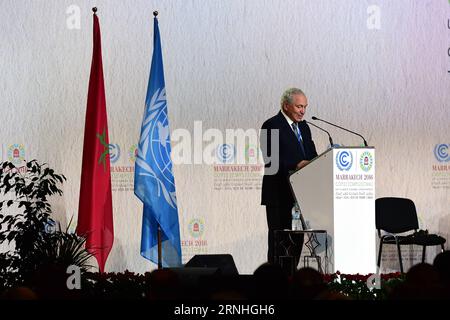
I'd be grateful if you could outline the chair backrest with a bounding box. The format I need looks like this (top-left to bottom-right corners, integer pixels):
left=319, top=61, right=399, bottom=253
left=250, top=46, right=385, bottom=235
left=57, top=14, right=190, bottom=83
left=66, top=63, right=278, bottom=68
left=375, top=197, right=419, bottom=233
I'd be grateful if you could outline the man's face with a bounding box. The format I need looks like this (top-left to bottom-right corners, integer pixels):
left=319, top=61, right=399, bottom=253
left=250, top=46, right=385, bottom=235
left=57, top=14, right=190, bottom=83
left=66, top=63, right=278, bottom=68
left=283, top=94, right=308, bottom=122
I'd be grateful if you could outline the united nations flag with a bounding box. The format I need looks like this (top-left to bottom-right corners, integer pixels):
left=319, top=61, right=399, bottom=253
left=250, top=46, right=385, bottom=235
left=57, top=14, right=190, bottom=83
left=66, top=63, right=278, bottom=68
left=134, top=14, right=181, bottom=267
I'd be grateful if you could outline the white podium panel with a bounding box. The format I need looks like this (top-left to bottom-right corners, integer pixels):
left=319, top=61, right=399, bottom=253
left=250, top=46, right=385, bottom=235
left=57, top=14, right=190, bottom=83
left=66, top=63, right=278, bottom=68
left=289, top=147, right=376, bottom=274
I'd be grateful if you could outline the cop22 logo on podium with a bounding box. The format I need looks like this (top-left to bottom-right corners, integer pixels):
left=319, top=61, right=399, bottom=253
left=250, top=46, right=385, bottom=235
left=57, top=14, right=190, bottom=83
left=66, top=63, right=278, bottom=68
left=336, top=150, right=353, bottom=171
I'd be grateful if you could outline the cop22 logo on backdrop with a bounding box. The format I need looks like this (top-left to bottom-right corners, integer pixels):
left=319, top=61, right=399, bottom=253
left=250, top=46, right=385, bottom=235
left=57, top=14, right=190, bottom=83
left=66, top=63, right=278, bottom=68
left=434, top=144, right=450, bottom=162
left=128, top=144, right=138, bottom=163
left=188, top=218, right=205, bottom=238
left=7, top=144, right=26, bottom=166
left=336, top=150, right=353, bottom=171
left=108, top=143, right=120, bottom=164
left=216, top=144, right=235, bottom=164
left=244, top=143, right=259, bottom=163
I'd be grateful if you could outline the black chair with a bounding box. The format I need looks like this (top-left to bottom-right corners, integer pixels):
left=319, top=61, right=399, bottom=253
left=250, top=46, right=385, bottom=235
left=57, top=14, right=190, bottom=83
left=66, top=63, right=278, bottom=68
left=376, top=197, right=446, bottom=273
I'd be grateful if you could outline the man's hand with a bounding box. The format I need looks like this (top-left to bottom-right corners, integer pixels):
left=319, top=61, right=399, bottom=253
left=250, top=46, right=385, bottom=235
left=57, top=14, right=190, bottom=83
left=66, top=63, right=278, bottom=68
left=296, top=160, right=310, bottom=170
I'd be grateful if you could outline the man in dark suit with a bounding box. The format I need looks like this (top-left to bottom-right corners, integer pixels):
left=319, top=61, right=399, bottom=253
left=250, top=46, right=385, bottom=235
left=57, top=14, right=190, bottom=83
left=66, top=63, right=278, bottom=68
left=260, top=88, right=318, bottom=266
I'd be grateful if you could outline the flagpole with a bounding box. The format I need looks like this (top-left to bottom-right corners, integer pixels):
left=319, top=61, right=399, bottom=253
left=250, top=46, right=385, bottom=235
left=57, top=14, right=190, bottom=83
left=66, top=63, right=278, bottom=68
left=157, top=225, right=162, bottom=269
left=152, top=9, right=163, bottom=271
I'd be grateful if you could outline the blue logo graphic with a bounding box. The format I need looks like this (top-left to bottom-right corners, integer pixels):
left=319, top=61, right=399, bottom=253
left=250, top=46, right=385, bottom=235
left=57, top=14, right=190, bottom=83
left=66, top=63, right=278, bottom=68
left=217, top=144, right=235, bottom=164
left=44, top=219, right=56, bottom=234
left=109, top=143, right=120, bottom=163
left=336, top=151, right=353, bottom=171
left=434, top=144, right=450, bottom=162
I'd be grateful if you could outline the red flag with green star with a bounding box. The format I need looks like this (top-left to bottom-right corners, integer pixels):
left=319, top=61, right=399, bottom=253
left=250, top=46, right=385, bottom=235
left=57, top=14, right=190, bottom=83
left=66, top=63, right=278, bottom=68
left=77, top=11, right=114, bottom=273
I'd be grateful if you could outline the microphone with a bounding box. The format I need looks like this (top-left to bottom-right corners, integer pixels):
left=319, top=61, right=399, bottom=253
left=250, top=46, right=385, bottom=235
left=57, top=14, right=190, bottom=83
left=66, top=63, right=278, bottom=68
left=311, top=116, right=368, bottom=147
left=305, top=120, right=334, bottom=147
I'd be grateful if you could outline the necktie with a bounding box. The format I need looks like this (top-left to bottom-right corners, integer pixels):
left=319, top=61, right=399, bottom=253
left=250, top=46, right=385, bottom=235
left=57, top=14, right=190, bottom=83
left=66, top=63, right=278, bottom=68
left=292, top=122, right=305, bottom=155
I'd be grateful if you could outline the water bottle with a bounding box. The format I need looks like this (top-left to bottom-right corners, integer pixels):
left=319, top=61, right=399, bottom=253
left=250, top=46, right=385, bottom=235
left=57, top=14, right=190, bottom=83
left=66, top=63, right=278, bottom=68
left=291, top=203, right=302, bottom=231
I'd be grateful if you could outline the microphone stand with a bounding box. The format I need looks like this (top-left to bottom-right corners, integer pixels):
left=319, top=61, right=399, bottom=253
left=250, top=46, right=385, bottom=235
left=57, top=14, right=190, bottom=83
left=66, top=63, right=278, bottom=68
left=305, top=120, right=334, bottom=147
left=312, top=116, right=368, bottom=147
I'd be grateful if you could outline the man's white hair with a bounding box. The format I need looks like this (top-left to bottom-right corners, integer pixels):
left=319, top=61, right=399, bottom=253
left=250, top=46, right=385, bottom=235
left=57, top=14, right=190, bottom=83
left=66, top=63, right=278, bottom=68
left=280, top=88, right=305, bottom=108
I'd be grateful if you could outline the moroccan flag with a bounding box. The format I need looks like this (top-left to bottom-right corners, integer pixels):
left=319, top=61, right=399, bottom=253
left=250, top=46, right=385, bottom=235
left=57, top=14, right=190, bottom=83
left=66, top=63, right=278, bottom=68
left=134, top=15, right=182, bottom=267
left=77, top=11, right=114, bottom=273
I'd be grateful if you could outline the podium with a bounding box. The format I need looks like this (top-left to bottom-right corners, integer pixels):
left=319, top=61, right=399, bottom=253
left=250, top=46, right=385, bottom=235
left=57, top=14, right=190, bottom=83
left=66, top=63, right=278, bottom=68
left=289, top=147, right=376, bottom=274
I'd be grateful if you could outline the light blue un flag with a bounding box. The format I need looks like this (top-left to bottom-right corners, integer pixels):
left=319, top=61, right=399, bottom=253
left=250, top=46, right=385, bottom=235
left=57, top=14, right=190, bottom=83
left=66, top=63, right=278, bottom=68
left=134, top=16, right=181, bottom=267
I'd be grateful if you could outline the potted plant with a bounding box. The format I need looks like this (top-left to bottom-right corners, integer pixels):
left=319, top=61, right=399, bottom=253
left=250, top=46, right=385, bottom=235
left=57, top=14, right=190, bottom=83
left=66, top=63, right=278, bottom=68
left=0, top=160, right=92, bottom=294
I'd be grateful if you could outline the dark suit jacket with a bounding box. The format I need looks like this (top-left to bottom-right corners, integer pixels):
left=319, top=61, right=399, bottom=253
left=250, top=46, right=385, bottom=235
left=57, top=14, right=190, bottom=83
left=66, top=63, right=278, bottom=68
left=260, top=111, right=318, bottom=206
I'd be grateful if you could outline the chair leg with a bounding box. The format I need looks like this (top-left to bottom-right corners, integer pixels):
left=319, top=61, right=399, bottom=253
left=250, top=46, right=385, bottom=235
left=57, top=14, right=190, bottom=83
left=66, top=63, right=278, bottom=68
left=441, top=244, right=445, bottom=252
left=396, top=243, right=404, bottom=273
left=377, top=241, right=383, bottom=269
left=422, top=246, right=426, bottom=263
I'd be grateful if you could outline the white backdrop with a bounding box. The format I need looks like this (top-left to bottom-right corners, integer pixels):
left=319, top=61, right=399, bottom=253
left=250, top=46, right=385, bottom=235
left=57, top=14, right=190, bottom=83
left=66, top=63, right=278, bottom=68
left=1, top=0, right=449, bottom=274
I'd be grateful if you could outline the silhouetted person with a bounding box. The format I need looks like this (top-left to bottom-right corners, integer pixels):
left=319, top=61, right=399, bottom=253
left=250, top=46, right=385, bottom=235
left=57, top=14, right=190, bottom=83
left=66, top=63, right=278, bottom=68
left=0, top=286, right=38, bottom=300
left=290, top=267, right=327, bottom=299
left=389, top=263, right=443, bottom=299
left=31, top=263, right=78, bottom=299
left=206, top=274, right=251, bottom=300
left=252, top=263, right=289, bottom=299
left=146, top=268, right=181, bottom=300
left=433, top=250, right=450, bottom=298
